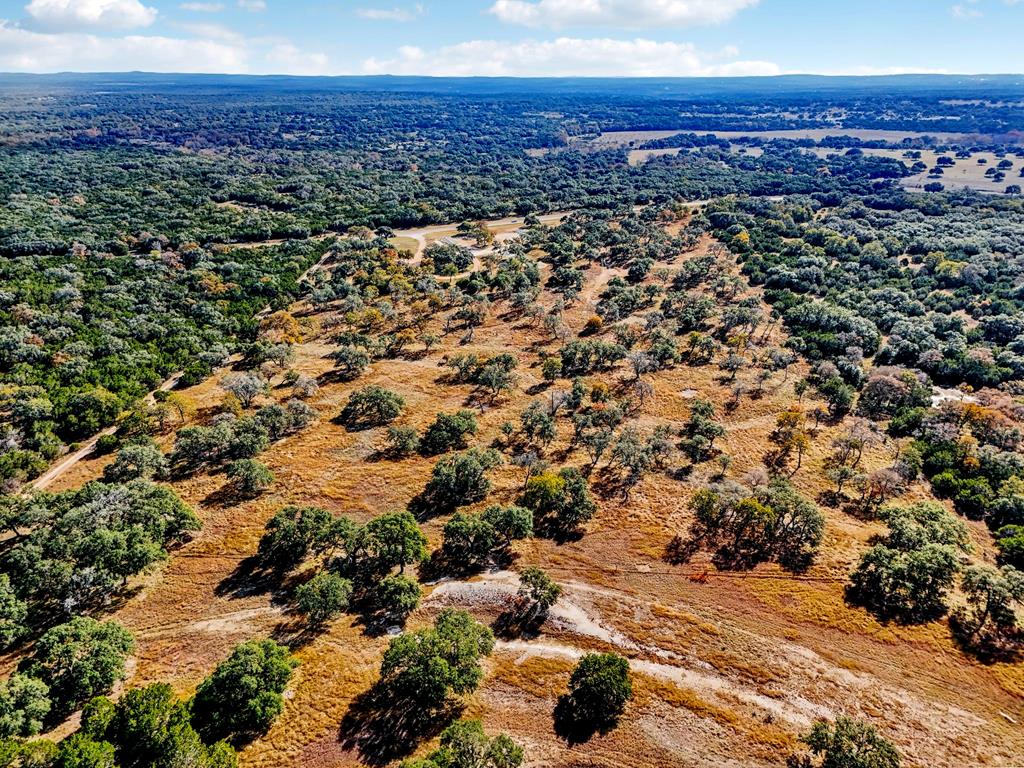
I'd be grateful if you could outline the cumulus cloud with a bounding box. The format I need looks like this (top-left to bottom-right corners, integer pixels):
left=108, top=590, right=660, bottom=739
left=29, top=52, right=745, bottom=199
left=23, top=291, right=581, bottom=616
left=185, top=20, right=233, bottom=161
left=489, top=0, right=758, bottom=28
left=362, top=37, right=779, bottom=77
left=0, top=20, right=329, bottom=74
left=356, top=4, right=424, bottom=22
left=24, top=0, right=157, bottom=30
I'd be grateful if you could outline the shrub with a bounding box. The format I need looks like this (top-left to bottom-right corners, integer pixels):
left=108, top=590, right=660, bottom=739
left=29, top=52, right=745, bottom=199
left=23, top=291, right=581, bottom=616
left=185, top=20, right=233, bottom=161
left=559, top=653, right=632, bottom=731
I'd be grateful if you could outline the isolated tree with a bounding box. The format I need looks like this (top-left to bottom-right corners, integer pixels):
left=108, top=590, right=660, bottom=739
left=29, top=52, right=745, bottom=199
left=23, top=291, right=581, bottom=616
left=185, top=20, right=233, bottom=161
left=102, top=442, right=169, bottom=483
left=192, top=639, right=298, bottom=742
left=340, top=386, right=404, bottom=429
left=385, top=425, right=421, bottom=458
left=365, top=510, right=428, bottom=573
left=560, top=653, right=632, bottom=731
left=379, top=609, right=494, bottom=708
left=331, top=346, right=371, bottom=380
left=480, top=505, right=533, bottom=549
left=799, top=716, right=900, bottom=768
left=221, top=372, right=268, bottom=409
left=226, top=459, right=274, bottom=496
left=951, top=564, right=1024, bottom=647
left=517, top=566, right=561, bottom=620
left=847, top=502, right=970, bottom=623
left=521, top=467, right=596, bottom=535
left=421, top=411, right=478, bottom=455
left=31, top=618, right=135, bottom=712
left=419, top=449, right=503, bottom=513
left=441, top=513, right=498, bottom=570
left=258, top=505, right=333, bottom=570
left=402, top=719, right=523, bottom=768
left=373, top=574, right=422, bottom=622
left=295, top=572, right=353, bottom=627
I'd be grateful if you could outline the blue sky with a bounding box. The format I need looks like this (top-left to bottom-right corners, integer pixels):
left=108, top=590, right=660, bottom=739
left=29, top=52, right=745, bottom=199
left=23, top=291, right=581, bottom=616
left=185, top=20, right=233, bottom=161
left=0, top=0, right=1021, bottom=76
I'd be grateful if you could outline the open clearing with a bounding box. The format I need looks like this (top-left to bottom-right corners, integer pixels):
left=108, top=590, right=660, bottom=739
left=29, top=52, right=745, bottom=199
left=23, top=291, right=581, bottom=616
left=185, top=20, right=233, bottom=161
left=44, top=212, right=1024, bottom=768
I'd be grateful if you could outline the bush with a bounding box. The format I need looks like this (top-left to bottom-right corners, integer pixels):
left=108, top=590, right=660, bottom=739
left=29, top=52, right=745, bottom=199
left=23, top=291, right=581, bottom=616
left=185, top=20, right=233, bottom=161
left=400, top=719, right=523, bottom=768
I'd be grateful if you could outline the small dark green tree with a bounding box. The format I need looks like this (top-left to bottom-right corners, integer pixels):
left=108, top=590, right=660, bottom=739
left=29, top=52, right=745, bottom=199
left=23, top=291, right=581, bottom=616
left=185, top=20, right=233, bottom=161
left=798, top=716, right=900, bottom=768
left=295, top=572, right=353, bottom=627
left=557, top=653, right=632, bottom=736
left=340, top=386, right=405, bottom=429
left=421, top=411, right=478, bottom=455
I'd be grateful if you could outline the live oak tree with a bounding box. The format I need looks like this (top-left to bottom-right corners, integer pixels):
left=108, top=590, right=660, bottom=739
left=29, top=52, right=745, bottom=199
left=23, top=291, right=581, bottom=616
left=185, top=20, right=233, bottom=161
left=559, top=653, right=632, bottom=732
left=191, top=639, right=298, bottom=743
left=379, top=609, right=494, bottom=708
left=399, top=719, right=524, bottom=768
left=295, top=571, right=353, bottom=627
left=796, top=716, right=900, bottom=768
left=30, top=618, right=135, bottom=713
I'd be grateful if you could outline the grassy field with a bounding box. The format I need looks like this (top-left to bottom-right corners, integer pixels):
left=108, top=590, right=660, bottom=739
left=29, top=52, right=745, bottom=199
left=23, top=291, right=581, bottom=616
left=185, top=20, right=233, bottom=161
left=47, top=218, right=1024, bottom=768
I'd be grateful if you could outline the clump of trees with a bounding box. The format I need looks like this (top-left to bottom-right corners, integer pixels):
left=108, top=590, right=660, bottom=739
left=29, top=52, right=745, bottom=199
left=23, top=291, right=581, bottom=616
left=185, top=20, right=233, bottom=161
left=1, top=480, right=199, bottom=628
left=421, top=411, right=479, bottom=456
left=846, top=501, right=970, bottom=624
left=257, top=505, right=428, bottom=628
left=520, top=467, right=596, bottom=537
left=680, top=479, right=823, bottom=571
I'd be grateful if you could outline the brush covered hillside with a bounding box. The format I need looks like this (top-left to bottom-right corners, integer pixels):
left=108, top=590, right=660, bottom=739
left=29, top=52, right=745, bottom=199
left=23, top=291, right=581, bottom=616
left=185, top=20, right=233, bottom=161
left=5, top=200, right=1022, bottom=768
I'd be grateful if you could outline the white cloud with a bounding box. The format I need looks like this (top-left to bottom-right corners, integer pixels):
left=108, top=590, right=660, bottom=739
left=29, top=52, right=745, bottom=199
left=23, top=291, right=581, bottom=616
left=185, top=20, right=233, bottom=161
left=0, top=21, right=244, bottom=71
left=237, top=0, right=265, bottom=10
left=362, top=37, right=779, bottom=77
left=0, top=19, right=329, bottom=74
left=24, top=0, right=157, bottom=30
left=179, top=2, right=224, bottom=11
left=951, top=0, right=983, bottom=16
left=489, top=0, right=758, bottom=28
left=356, top=4, right=424, bottom=22
left=175, top=20, right=242, bottom=42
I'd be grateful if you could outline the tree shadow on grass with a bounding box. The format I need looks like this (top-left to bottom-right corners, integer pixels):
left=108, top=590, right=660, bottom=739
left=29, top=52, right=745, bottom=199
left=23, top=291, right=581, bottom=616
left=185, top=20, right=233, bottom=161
left=553, top=695, right=619, bottom=745
left=338, top=683, right=463, bottom=766
left=215, top=554, right=291, bottom=601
